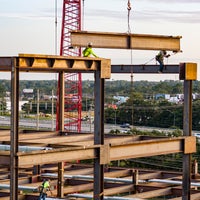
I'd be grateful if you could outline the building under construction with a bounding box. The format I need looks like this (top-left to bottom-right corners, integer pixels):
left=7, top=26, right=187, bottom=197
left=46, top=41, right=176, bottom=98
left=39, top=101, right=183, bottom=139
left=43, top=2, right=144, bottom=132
left=0, top=28, right=198, bottom=200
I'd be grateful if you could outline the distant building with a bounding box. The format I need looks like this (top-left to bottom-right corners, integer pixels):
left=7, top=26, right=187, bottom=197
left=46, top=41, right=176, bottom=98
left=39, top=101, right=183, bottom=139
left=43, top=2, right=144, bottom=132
left=113, top=96, right=129, bottom=105
left=22, top=89, right=34, bottom=100
left=168, top=97, right=179, bottom=104
left=155, top=94, right=170, bottom=100
left=6, top=101, right=28, bottom=111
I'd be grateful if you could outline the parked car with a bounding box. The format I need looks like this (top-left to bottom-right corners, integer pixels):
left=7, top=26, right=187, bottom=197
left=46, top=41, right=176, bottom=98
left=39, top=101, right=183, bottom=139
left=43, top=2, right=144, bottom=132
left=121, top=129, right=129, bottom=133
left=120, top=123, right=130, bottom=128
left=194, top=133, right=200, bottom=139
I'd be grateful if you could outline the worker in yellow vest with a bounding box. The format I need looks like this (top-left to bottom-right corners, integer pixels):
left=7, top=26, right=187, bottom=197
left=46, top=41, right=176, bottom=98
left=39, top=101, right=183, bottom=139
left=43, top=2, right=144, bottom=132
left=82, top=42, right=98, bottom=57
left=38, top=179, right=52, bottom=200
left=156, top=50, right=170, bottom=73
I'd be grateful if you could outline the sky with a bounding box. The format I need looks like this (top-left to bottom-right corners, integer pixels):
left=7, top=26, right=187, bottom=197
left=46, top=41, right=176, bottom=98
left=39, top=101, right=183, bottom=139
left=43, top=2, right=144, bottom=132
left=0, top=0, right=199, bottom=81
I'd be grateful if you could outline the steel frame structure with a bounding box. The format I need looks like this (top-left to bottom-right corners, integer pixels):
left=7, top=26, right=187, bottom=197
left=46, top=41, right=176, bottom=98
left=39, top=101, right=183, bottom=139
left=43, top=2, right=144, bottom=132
left=0, top=27, right=196, bottom=200
left=57, top=0, right=82, bottom=132
left=0, top=52, right=197, bottom=200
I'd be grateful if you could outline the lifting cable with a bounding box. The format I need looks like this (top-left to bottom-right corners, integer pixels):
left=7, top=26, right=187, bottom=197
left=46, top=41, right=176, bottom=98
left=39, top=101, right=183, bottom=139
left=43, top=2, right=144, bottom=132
left=54, top=0, right=57, bottom=51
left=127, top=0, right=134, bottom=127
left=142, top=50, right=181, bottom=66
left=82, top=0, right=85, bottom=30
left=127, top=0, right=133, bottom=76
left=127, top=0, right=134, bottom=93
left=127, top=0, right=132, bottom=34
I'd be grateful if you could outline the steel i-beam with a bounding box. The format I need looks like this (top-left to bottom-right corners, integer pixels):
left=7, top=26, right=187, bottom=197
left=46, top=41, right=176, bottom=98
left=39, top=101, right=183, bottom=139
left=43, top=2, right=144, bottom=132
left=70, top=31, right=181, bottom=51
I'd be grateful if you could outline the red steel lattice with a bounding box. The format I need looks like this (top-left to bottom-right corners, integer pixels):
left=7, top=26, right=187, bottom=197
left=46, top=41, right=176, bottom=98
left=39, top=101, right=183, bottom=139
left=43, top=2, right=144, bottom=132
left=57, top=0, right=82, bottom=132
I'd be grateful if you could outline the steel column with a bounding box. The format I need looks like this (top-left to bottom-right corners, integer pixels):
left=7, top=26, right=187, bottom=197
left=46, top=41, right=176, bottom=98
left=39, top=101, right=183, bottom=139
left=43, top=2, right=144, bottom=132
left=182, top=80, right=192, bottom=200
left=57, top=72, right=65, bottom=132
left=94, top=68, right=105, bottom=200
left=10, top=58, right=19, bottom=200
left=57, top=162, right=64, bottom=197
left=57, top=71, right=65, bottom=197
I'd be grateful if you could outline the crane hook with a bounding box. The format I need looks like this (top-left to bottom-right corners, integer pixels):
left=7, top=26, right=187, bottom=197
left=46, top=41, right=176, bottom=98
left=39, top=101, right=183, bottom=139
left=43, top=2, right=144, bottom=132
left=127, top=0, right=131, bottom=11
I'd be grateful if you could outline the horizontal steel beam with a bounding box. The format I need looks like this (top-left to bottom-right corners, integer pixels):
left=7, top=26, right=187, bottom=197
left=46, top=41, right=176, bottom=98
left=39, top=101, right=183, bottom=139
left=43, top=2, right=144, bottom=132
left=125, top=188, right=172, bottom=199
left=0, top=55, right=180, bottom=74
left=17, top=146, right=96, bottom=166
left=111, top=64, right=179, bottom=74
left=0, top=54, right=111, bottom=78
left=70, top=31, right=181, bottom=51
left=108, top=136, right=196, bottom=163
left=14, top=136, right=195, bottom=167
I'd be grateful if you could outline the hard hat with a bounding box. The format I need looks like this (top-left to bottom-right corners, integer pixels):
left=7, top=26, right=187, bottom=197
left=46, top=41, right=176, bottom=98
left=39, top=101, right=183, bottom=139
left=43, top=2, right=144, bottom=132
left=163, top=50, right=167, bottom=55
left=88, top=42, right=92, bottom=47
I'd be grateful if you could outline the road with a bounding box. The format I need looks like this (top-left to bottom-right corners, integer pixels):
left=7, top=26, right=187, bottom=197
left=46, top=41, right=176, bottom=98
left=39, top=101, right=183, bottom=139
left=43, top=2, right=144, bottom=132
left=0, top=116, right=198, bottom=135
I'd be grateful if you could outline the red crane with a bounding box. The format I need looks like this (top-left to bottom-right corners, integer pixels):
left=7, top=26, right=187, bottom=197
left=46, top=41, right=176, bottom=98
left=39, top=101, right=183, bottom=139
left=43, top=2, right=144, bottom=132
left=56, top=0, right=82, bottom=132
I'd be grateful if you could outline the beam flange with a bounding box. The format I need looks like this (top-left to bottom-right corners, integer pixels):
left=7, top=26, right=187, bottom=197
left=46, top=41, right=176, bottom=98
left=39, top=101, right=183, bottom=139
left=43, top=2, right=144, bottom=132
left=70, top=31, right=181, bottom=51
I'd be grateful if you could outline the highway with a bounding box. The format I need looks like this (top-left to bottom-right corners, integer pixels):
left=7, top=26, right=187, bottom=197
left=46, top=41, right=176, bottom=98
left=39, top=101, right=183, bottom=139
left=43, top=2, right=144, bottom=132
left=0, top=116, right=122, bottom=133
left=0, top=116, right=196, bottom=135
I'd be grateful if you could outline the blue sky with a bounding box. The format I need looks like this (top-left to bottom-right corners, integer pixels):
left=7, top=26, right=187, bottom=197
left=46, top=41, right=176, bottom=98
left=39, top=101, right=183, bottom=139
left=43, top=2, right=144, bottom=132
left=0, top=0, right=199, bottom=81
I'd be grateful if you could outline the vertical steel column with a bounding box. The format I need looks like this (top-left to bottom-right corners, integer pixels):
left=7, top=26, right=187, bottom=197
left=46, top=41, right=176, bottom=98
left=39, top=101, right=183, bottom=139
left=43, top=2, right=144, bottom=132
left=182, top=80, right=192, bottom=200
left=94, top=69, right=105, bottom=200
left=57, top=162, right=64, bottom=198
left=58, top=72, right=65, bottom=132
left=10, top=58, right=19, bottom=200
left=57, top=71, right=65, bottom=197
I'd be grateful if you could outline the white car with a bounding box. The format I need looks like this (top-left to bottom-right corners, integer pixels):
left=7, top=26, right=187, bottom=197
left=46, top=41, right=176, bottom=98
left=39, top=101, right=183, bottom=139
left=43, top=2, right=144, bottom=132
left=193, top=133, right=200, bottom=139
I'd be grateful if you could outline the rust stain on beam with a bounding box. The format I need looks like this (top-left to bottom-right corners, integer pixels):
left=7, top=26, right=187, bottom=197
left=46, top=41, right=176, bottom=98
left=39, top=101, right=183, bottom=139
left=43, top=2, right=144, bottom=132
left=71, top=31, right=181, bottom=51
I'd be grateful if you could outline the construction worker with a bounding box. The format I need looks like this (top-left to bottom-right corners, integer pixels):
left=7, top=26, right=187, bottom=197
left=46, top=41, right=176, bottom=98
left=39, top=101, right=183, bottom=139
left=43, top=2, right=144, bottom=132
left=82, top=42, right=98, bottom=57
left=155, top=50, right=170, bottom=73
left=38, top=179, right=52, bottom=200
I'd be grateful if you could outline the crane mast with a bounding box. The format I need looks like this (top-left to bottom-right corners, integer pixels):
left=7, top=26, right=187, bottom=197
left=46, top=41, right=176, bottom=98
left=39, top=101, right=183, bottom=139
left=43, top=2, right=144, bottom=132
left=56, top=0, right=82, bottom=132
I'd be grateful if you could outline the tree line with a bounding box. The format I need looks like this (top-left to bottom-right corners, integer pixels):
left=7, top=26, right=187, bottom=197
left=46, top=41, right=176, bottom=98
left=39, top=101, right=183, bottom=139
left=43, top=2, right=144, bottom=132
left=1, top=79, right=200, bottom=130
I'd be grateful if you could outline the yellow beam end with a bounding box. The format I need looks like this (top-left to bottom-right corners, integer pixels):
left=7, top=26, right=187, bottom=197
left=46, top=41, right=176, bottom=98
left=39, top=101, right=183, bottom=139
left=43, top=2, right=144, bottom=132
left=179, top=63, right=197, bottom=80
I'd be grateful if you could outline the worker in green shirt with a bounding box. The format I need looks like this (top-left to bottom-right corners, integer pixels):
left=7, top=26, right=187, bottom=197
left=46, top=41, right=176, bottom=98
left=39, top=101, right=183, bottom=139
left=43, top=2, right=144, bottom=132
left=82, top=42, right=98, bottom=57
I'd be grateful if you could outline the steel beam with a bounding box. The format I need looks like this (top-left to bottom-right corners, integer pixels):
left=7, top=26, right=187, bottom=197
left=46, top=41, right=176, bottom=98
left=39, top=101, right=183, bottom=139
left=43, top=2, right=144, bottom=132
left=0, top=56, right=179, bottom=74
left=14, top=136, right=196, bottom=167
left=0, top=54, right=111, bottom=78
left=17, top=147, right=96, bottom=166
left=125, top=188, right=172, bottom=199
left=108, top=136, right=196, bottom=163
left=111, top=64, right=179, bottom=74
left=70, top=31, right=181, bottom=51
